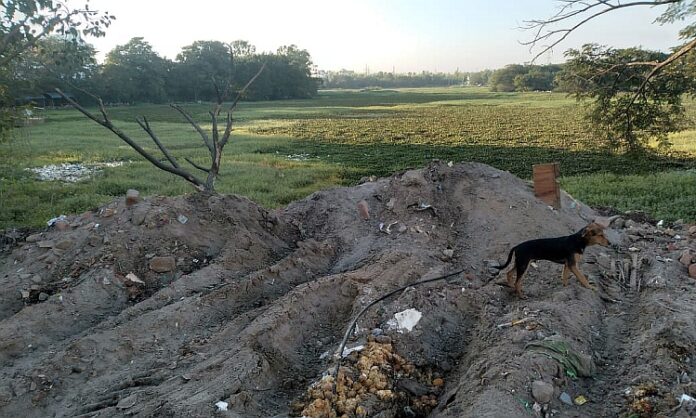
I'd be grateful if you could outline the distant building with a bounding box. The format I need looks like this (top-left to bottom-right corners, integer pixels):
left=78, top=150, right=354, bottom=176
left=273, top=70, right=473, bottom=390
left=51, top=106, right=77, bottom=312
left=14, top=92, right=75, bottom=107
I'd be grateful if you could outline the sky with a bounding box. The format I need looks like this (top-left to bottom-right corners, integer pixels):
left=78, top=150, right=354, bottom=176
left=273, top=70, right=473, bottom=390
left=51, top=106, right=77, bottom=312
left=86, top=0, right=687, bottom=73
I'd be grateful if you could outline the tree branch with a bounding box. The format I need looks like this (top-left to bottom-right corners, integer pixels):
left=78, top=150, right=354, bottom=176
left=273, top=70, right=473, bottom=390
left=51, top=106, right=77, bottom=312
left=220, top=63, right=266, bottom=146
left=170, top=104, right=214, bottom=154
left=135, top=116, right=180, bottom=169
left=185, top=157, right=210, bottom=173
left=627, top=37, right=696, bottom=109
left=522, top=0, right=682, bottom=62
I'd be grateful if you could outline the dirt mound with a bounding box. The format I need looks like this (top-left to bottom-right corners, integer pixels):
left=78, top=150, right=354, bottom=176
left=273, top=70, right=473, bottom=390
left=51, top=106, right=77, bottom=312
left=0, top=161, right=695, bottom=418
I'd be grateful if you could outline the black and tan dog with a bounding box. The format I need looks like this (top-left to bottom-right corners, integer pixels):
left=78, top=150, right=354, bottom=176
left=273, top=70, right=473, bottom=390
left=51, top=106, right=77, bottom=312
left=493, top=223, right=610, bottom=298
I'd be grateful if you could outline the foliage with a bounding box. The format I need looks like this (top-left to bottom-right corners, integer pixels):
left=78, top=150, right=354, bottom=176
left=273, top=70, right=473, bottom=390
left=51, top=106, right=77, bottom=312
left=97, top=37, right=170, bottom=103
left=0, top=0, right=112, bottom=66
left=0, top=0, right=112, bottom=141
left=172, top=40, right=234, bottom=102
left=8, top=36, right=97, bottom=97
left=557, top=44, right=691, bottom=150
left=85, top=39, right=318, bottom=104
left=321, top=69, right=468, bottom=89
left=489, top=64, right=563, bottom=92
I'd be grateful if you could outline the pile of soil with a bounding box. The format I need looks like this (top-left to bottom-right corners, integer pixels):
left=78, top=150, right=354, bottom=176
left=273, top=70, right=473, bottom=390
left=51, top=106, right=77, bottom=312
left=0, top=161, right=694, bottom=418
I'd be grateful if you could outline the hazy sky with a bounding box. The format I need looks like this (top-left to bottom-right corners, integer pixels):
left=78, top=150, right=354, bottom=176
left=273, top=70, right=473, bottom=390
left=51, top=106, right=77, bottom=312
left=86, top=0, right=686, bottom=72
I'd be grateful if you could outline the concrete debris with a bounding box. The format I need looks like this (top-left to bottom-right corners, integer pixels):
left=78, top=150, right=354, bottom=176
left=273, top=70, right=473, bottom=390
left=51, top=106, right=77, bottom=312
left=26, top=162, right=126, bottom=183
left=387, top=308, right=422, bottom=333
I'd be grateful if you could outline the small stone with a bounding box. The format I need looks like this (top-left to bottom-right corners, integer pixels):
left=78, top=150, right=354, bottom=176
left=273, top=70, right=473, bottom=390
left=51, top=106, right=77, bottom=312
left=54, top=240, right=73, bottom=250
left=613, top=217, right=625, bottom=229
left=132, top=207, right=147, bottom=226
left=177, top=214, right=188, bottom=224
left=38, top=292, right=48, bottom=301
left=20, top=290, right=30, bottom=299
left=25, top=233, right=42, bottom=243
left=54, top=220, right=70, bottom=231
left=374, top=335, right=392, bottom=344
left=116, top=394, right=137, bottom=410
left=386, top=198, right=396, bottom=210
left=532, top=380, right=554, bottom=404
left=101, top=208, right=115, bottom=218
left=689, top=263, right=696, bottom=279
left=689, top=225, right=696, bottom=235
left=432, top=378, right=444, bottom=387
left=680, top=250, right=693, bottom=266
left=442, top=249, right=455, bottom=259
left=19, top=273, right=31, bottom=280
left=149, top=256, right=176, bottom=273
left=357, top=200, right=370, bottom=220
left=37, top=240, right=54, bottom=248
left=88, top=235, right=101, bottom=247
left=125, top=189, right=140, bottom=207
left=371, top=328, right=384, bottom=336
left=401, top=170, right=426, bottom=187
left=559, top=392, right=573, bottom=405
left=30, top=275, right=42, bottom=284
left=125, top=273, right=145, bottom=285
left=625, top=219, right=637, bottom=229
left=396, top=379, right=429, bottom=397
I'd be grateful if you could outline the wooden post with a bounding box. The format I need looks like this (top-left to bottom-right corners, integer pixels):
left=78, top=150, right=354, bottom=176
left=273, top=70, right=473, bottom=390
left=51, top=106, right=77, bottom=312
left=533, top=162, right=561, bottom=209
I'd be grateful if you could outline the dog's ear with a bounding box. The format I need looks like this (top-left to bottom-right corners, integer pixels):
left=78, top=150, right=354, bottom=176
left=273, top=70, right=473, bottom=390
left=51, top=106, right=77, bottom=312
left=581, top=224, right=598, bottom=237
left=583, top=223, right=605, bottom=237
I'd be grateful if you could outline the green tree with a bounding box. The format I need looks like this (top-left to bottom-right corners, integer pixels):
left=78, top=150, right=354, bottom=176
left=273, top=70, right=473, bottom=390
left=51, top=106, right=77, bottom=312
left=9, top=36, right=97, bottom=97
left=489, top=65, right=527, bottom=92
left=468, top=70, right=492, bottom=86
left=174, top=40, right=233, bottom=101
left=98, top=37, right=170, bottom=103
left=557, top=44, right=688, bottom=150
left=525, top=0, right=696, bottom=150
left=0, top=0, right=112, bottom=140
left=231, top=39, right=256, bottom=57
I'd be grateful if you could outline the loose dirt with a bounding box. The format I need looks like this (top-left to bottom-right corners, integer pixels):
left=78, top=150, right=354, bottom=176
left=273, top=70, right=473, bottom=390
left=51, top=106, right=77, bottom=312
left=0, top=161, right=694, bottom=418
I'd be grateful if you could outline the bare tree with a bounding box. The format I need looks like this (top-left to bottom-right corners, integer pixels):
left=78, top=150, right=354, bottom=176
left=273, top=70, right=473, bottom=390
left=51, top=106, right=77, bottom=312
left=56, top=63, right=265, bottom=192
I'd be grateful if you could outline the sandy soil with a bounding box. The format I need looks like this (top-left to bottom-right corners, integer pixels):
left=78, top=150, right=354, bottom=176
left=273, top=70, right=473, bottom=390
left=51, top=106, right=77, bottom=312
left=0, top=161, right=694, bottom=418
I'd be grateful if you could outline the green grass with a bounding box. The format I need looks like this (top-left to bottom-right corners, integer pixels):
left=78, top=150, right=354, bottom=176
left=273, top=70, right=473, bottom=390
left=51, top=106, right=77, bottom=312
left=2, top=87, right=696, bottom=228
left=562, top=171, right=696, bottom=221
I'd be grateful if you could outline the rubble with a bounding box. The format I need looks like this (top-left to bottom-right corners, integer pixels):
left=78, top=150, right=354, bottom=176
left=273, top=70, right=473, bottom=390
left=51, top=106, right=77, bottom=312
left=0, top=162, right=694, bottom=418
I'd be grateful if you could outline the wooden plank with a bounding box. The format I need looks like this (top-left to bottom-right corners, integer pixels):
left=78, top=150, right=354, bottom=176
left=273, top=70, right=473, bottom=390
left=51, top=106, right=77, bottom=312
left=533, top=162, right=561, bottom=209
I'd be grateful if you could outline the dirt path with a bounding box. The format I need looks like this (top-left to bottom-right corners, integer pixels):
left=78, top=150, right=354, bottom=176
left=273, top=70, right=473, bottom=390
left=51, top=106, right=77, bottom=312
left=0, top=162, right=694, bottom=418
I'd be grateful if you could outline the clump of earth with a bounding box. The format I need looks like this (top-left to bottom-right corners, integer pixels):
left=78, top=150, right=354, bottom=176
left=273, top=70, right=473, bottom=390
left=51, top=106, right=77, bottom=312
left=0, top=161, right=695, bottom=417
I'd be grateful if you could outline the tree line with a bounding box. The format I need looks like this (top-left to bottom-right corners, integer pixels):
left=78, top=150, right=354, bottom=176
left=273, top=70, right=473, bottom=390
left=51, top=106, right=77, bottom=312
left=6, top=37, right=319, bottom=105
left=319, top=66, right=562, bottom=92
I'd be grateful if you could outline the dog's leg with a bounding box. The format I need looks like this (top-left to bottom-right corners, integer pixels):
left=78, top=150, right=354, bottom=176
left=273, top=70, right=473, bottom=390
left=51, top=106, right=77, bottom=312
left=514, top=258, right=530, bottom=299
left=570, top=253, right=596, bottom=291
left=506, top=264, right=517, bottom=288
left=561, top=264, right=571, bottom=286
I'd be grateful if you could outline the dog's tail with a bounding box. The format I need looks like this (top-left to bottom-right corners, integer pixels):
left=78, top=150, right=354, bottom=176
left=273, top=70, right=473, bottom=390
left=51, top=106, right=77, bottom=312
left=492, top=247, right=515, bottom=271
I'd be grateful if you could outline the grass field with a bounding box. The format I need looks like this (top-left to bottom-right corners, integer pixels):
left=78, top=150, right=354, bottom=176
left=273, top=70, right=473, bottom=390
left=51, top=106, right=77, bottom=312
left=2, top=86, right=696, bottom=229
